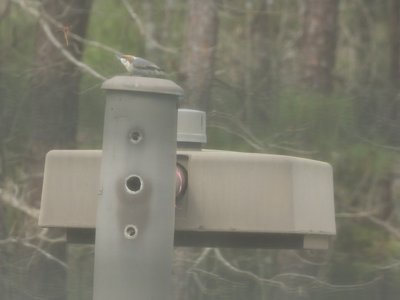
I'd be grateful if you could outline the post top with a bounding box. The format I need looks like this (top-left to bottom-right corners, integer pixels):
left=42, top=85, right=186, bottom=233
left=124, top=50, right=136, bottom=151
left=102, top=75, right=184, bottom=96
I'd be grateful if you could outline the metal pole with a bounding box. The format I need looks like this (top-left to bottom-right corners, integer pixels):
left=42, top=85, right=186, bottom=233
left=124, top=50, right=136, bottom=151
left=93, top=76, right=182, bottom=300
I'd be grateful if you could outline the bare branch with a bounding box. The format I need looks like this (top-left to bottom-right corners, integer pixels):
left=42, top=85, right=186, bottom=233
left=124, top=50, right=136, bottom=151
left=271, top=272, right=382, bottom=291
left=15, top=227, right=66, bottom=244
left=120, top=0, right=176, bottom=54
left=366, top=215, right=400, bottom=240
left=193, top=248, right=212, bottom=266
left=38, top=19, right=106, bottom=80
left=209, top=122, right=265, bottom=151
left=336, top=211, right=376, bottom=218
left=185, top=248, right=245, bottom=296
left=0, top=0, right=10, bottom=21
left=0, top=237, right=68, bottom=268
left=21, top=240, right=68, bottom=268
left=355, top=133, right=400, bottom=152
left=0, top=236, right=16, bottom=245
left=190, top=268, right=247, bottom=287
left=291, top=251, right=328, bottom=266
left=191, top=270, right=210, bottom=294
left=214, top=248, right=383, bottom=293
left=37, top=8, right=121, bottom=55
left=13, top=0, right=121, bottom=56
left=208, top=111, right=317, bottom=155
left=12, top=0, right=107, bottom=81
left=213, top=248, right=286, bottom=289
left=376, top=260, right=400, bottom=270
left=0, top=186, right=39, bottom=219
left=337, top=211, right=400, bottom=240
left=37, top=228, right=66, bottom=244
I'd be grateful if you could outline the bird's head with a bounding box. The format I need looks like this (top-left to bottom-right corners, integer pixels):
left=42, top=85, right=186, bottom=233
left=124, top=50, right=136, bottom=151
left=116, top=53, right=136, bottom=72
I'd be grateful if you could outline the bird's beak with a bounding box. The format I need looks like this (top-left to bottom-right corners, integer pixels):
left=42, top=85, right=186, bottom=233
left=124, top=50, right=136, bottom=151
left=115, top=53, right=122, bottom=60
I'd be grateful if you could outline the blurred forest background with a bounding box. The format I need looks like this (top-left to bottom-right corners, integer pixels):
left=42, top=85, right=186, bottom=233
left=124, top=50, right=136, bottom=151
left=0, top=0, right=400, bottom=299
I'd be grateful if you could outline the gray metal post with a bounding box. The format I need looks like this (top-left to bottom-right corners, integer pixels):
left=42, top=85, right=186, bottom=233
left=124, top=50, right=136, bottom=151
left=93, top=76, right=183, bottom=300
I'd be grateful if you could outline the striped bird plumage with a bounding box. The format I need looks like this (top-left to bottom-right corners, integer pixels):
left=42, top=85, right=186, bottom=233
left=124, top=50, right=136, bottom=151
left=116, top=54, right=165, bottom=78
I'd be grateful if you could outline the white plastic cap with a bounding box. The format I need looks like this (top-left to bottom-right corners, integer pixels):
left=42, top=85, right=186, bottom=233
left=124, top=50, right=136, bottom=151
left=177, top=109, right=207, bottom=145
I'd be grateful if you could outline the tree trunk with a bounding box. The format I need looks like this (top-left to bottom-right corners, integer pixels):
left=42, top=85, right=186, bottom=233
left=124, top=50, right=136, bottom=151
left=244, top=0, right=270, bottom=123
left=179, top=0, right=219, bottom=111
left=300, top=0, right=339, bottom=93
left=29, top=0, right=92, bottom=166
left=354, top=0, right=372, bottom=84
left=27, top=1, right=93, bottom=299
left=0, top=0, right=10, bottom=21
left=388, top=0, right=400, bottom=137
left=383, top=0, right=400, bottom=238
left=388, top=0, right=400, bottom=136
left=389, top=0, right=400, bottom=85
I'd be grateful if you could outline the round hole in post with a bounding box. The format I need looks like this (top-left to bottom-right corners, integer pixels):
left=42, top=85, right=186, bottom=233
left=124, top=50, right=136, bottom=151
left=124, top=224, right=138, bottom=239
left=125, top=175, right=143, bottom=195
left=129, top=129, right=143, bottom=144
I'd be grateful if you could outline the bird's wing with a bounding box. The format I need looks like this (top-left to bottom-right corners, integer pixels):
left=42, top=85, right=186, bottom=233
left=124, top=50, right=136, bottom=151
left=133, top=57, right=162, bottom=71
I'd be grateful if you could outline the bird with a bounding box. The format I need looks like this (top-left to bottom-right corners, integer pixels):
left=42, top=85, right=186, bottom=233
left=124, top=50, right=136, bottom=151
left=116, top=53, right=165, bottom=78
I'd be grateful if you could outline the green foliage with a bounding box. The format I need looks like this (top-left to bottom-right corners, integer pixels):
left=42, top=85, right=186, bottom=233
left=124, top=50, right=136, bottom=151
left=0, top=6, right=36, bottom=175
left=330, top=221, right=400, bottom=285
left=1, top=1, right=400, bottom=299
left=270, top=90, right=354, bottom=153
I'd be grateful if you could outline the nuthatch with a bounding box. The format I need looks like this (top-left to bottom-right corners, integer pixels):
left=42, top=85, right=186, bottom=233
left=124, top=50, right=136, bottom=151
left=116, top=53, right=165, bottom=78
